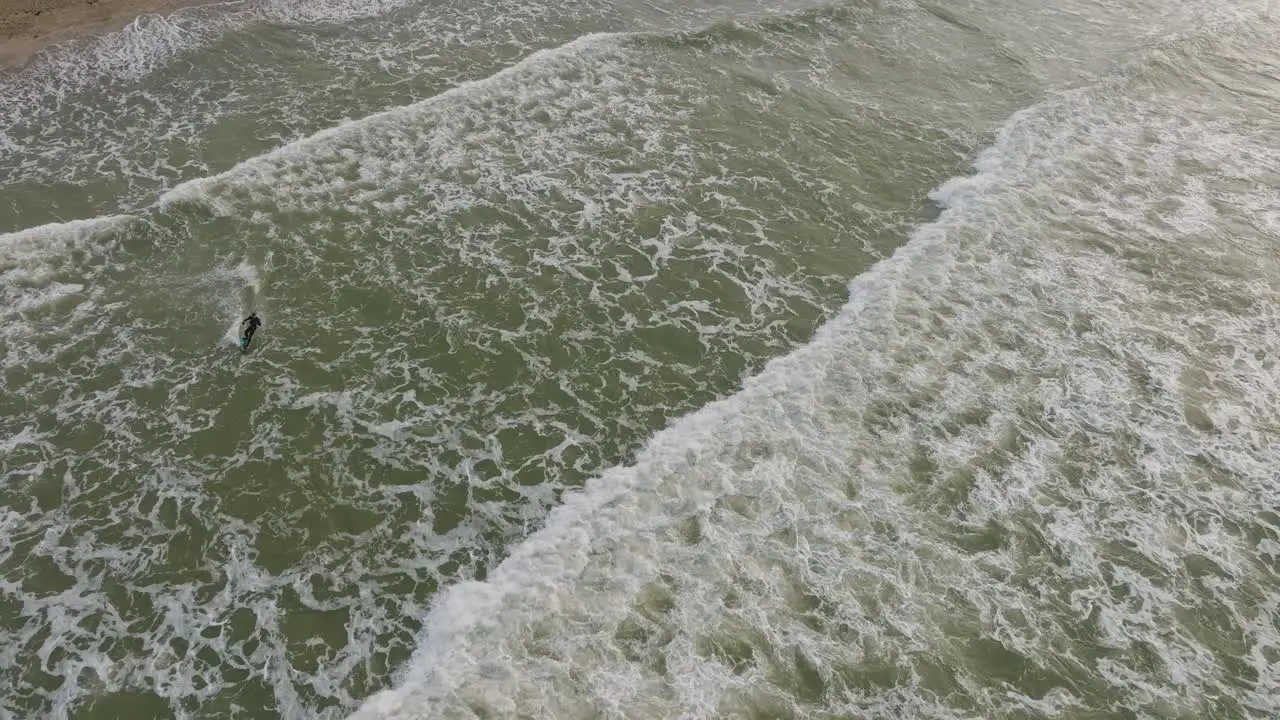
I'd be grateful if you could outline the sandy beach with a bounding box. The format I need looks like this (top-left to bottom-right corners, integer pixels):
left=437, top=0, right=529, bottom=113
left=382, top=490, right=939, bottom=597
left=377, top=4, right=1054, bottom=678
left=0, top=0, right=209, bottom=69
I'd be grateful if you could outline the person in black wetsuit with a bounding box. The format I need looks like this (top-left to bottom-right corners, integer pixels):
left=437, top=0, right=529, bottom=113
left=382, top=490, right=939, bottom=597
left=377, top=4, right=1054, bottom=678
left=240, top=312, right=261, bottom=349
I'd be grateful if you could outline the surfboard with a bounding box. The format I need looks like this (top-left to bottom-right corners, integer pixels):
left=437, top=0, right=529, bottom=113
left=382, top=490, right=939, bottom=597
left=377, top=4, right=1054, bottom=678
left=239, top=336, right=250, bottom=353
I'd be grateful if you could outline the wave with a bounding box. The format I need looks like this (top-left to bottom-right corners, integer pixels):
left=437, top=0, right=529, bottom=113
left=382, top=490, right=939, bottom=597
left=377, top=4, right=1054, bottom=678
left=153, top=31, right=630, bottom=214
left=3, top=5, right=1277, bottom=715
left=342, top=91, right=1027, bottom=718
left=0, top=215, right=137, bottom=274
left=0, top=30, right=634, bottom=240
left=343, top=12, right=1280, bottom=716
left=18, top=0, right=1266, bottom=233
left=149, top=2, right=1276, bottom=220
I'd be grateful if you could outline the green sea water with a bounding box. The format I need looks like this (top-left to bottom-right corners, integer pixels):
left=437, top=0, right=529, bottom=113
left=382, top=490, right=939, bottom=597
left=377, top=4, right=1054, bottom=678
left=2, top=0, right=1279, bottom=718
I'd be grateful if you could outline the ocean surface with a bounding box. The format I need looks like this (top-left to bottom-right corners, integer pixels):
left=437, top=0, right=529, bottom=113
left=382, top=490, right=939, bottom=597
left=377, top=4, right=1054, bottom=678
left=2, top=0, right=1279, bottom=717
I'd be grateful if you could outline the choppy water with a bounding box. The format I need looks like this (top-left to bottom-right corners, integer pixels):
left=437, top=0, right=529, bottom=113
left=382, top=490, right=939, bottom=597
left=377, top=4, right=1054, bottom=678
left=2, top=0, right=1279, bottom=717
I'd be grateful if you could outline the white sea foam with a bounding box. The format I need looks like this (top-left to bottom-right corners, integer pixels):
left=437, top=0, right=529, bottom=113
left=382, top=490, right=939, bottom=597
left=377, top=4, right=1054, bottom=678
left=0, top=216, right=133, bottom=325
left=349, top=26, right=1280, bottom=718
left=347, top=98, right=1022, bottom=720
left=154, top=32, right=628, bottom=213
left=4, top=3, right=1279, bottom=720
left=0, top=215, right=135, bottom=270
left=0, top=17, right=891, bottom=718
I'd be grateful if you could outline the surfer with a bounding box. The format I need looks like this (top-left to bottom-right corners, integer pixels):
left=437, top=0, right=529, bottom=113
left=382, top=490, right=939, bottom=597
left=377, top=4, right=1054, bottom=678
left=240, top=312, right=261, bottom=350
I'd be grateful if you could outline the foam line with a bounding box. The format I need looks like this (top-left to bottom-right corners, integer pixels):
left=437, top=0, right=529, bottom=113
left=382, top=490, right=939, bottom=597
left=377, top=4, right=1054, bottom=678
left=154, top=31, right=628, bottom=212
left=0, top=215, right=137, bottom=272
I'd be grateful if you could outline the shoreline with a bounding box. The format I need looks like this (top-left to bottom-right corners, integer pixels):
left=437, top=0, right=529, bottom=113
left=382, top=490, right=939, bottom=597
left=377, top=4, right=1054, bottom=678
left=0, top=0, right=212, bottom=70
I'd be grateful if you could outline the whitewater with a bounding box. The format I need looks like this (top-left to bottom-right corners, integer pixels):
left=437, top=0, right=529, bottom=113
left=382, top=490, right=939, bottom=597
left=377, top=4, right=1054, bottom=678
left=2, top=0, right=1278, bottom=718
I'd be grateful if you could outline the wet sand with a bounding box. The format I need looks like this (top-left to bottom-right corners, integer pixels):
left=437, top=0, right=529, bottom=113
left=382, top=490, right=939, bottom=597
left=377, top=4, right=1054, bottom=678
left=0, top=0, right=211, bottom=69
